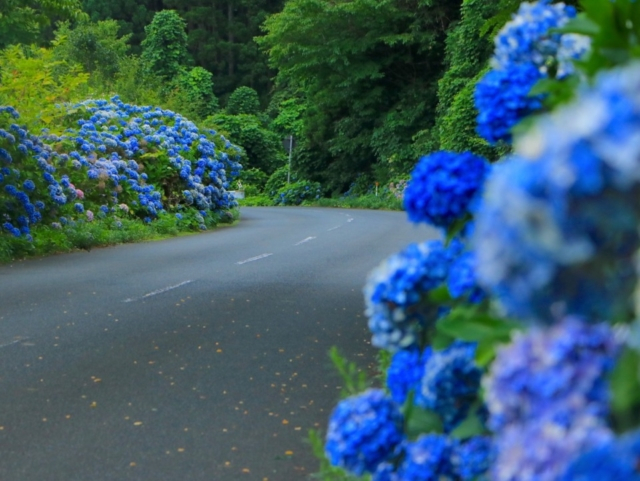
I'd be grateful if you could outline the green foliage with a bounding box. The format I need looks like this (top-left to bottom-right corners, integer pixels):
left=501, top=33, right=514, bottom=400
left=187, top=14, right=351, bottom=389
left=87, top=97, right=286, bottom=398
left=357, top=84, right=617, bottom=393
left=172, top=66, right=219, bottom=120
left=0, top=45, right=89, bottom=129
left=274, top=179, right=322, bottom=205
left=52, top=19, right=131, bottom=81
left=328, top=346, right=370, bottom=399
left=238, top=167, right=268, bottom=191
left=238, top=195, right=272, bottom=206
left=432, top=0, right=506, bottom=159
left=308, top=195, right=403, bottom=211
left=141, top=10, right=189, bottom=80
left=264, top=165, right=292, bottom=197
left=258, top=0, right=462, bottom=190
left=0, top=0, right=86, bottom=47
left=308, top=429, right=364, bottom=481
left=204, top=113, right=284, bottom=173
left=226, top=86, right=261, bottom=115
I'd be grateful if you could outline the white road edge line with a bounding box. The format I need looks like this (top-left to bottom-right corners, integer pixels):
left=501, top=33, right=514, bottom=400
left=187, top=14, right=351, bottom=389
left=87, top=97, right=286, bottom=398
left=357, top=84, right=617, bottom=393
left=294, top=236, right=316, bottom=246
left=123, top=280, right=193, bottom=303
left=237, top=253, right=273, bottom=265
left=0, top=338, right=26, bottom=349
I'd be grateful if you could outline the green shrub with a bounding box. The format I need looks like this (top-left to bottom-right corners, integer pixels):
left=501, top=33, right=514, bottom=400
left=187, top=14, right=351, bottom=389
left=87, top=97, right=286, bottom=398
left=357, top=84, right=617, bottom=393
left=226, top=86, right=261, bottom=115
left=274, top=180, right=322, bottom=206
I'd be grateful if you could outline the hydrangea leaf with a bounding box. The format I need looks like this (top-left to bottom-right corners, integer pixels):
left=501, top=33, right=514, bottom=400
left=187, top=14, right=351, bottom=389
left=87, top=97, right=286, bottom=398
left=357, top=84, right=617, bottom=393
left=436, top=306, right=516, bottom=343
left=449, top=405, right=486, bottom=440
left=404, top=405, right=443, bottom=439
left=610, top=347, right=640, bottom=414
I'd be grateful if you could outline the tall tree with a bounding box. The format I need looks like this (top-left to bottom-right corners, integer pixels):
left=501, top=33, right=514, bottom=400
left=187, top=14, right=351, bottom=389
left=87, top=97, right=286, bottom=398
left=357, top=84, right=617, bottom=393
left=258, top=0, right=462, bottom=190
left=1, top=0, right=86, bottom=47
left=141, top=10, right=189, bottom=80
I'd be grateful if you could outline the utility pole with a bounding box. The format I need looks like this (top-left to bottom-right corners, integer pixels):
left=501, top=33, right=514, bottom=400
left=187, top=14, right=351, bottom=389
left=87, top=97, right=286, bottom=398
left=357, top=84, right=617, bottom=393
left=283, top=135, right=295, bottom=184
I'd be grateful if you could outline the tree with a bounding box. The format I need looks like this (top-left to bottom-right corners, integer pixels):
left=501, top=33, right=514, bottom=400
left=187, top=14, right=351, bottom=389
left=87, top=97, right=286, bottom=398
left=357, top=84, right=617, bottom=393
left=173, top=66, right=219, bottom=120
left=258, top=0, right=462, bottom=190
left=52, top=20, right=132, bottom=81
left=204, top=113, right=284, bottom=173
left=0, top=0, right=86, bottom=47
left=226, top=86, right=260, bottom=115
left=141, top=9, right=189, bottom=80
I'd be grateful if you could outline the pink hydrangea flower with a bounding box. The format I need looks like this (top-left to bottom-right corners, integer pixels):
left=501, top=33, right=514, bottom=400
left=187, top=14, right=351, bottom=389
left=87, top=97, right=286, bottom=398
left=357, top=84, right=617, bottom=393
left=76, top=189, right=84, bottom=199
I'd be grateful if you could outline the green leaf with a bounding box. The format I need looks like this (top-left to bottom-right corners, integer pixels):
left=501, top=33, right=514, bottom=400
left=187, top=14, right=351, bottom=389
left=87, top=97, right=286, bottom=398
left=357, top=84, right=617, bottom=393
left=475, top=338, right=498, bottom=367
left=436, top=306, right=517, bottom=343
left=449, top=409, right=486, bottom=439
left=405, top=406, right=443, bottom=438
left=431, top=329, right=455, bottom=351
left=551, top=14, right=599, bottom=36
left=428, top=284, right=453, bottom=304
left=610, top=347, right=640, bottom=413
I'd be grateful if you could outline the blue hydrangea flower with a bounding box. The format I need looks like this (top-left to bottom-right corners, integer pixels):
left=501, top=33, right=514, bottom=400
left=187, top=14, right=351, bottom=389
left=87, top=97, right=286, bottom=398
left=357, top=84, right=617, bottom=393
left=397, top=434, right=454, bottom=481
left=0, top=148, right=12, bottom=163
left=561, top=429, right=640, bottom=481
left=474, top=63, right=640, bottom=323
left=22, top=180, right=35, bottom=192
left=74, top=203, right=84, bottom=213
left=484, top=318, right=620, bottom=431
left=447, top=251, right=486, bottom=303
left=365, top=240, right=462, bottom=351
left=451, top=436, right=493, bottom=481
left=492, top=415, right=612, bottom=481
left=372, top=462, right=400, bottom=481
left=325, top=389, right=404, bottom=476
left=404, top=151, right=490, bottom=229
left=420, top=341, right=482, bottom=432
left=492, top=0, right=588, bottom=78
left=475, top=63, right=544, bottom=144
left=386, top=347, right=431, bottom=405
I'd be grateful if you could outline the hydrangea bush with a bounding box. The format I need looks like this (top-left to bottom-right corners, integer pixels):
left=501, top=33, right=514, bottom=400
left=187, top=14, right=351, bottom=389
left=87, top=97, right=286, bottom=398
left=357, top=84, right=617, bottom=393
left=0, top=97, right=242, bottom=241
left=322, top=1, right=640, bottom=479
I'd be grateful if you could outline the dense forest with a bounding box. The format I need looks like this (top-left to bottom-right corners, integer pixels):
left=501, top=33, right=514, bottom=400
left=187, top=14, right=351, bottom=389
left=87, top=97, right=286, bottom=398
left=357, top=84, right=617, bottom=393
left=0, top=0, right=548, bottom=197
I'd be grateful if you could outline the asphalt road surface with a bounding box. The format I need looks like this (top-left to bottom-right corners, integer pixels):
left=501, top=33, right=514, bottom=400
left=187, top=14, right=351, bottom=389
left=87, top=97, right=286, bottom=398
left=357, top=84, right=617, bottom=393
left=0, top=207, right=436, bottom=481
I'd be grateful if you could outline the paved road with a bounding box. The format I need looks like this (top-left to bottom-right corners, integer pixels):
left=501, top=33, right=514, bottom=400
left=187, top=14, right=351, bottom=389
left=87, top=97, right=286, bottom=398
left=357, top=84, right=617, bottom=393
left=0, top=207, right=436, bottom=481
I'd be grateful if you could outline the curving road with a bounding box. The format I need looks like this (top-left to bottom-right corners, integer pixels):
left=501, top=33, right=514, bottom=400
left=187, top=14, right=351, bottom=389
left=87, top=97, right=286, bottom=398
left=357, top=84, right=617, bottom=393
left=0, top=207, right=436, bottom=481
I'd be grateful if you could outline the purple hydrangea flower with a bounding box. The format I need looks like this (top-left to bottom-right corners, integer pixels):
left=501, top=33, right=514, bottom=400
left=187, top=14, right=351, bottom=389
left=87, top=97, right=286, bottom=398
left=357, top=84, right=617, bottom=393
left=325, top=389, right=404, bottom=476
left=484, top=319, right=620, bottom=431
left=492, top=415, right=612, bottom=481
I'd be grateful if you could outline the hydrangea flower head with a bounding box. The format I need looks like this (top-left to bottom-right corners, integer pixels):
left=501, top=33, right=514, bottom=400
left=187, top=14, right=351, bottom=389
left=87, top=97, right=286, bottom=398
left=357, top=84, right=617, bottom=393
left=562, top=429, right=640, bottom=481
left=493, top=415, right=612, bottom=481
left=484, top=318, right=620, bottom=431
left=404, top=151, right=490, bottom=229
left=365, top=240, right=462, bottom=351
left=451, top=436, right=493, bottom=480
left=447, top=251, right=486, bottom=303
left=386, top=347, right=431, bottom=405
left=474, top=63, right=640, bottom=323
left=420, top=341, right=482, bottom=432
left=325, top=389, right=404, bottom=475
left=397, top=434, right=454, bottom=481
left=475, top=63, right=544, bottom=144
left=492, top=0, right=588, bottom=78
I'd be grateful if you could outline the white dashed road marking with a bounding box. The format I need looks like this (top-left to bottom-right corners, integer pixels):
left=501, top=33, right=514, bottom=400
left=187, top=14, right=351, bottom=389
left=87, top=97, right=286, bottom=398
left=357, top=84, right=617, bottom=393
left=294, top=237, right=316, bottom=246
left=236, top=253, right=273, bottom=265
left=123, top=280, right=193, bottom=303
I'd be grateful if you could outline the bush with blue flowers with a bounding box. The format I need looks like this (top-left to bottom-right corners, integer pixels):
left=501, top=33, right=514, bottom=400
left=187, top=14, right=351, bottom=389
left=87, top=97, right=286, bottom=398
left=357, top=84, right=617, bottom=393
left=0, top=96, right=242, bottom=250
left=319, top=1, right=640, bottom=480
